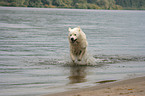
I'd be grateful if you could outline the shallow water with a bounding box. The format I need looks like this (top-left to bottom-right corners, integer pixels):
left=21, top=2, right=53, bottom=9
left=0, top=7, right=145, bottom=96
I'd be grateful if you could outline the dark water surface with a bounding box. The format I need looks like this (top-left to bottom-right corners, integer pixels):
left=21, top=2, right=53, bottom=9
left=0, top=7, right=145, bottom=96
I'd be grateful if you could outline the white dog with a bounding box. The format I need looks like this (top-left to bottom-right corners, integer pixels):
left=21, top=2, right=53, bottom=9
left=68, top=27, right=88, bottom=64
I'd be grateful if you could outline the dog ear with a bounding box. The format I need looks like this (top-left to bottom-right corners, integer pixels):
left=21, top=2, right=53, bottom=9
left=77, top=26, right=81, bottom=32
left=68, top=27, right=71, bottom=32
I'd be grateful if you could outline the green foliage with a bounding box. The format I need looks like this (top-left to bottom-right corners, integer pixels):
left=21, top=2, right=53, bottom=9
left=52, top=0, right=73, bottom=8
left=0, top=0, right=145, bottom=10
left=75, top=3, right=87, bottom=9
left=87, top=3, right=100, bottom=9
left=116, top=0, right=145, bottom=10
left=28, top=0, right=43, bottom=7
left=75, top=3, right=100, bottom=9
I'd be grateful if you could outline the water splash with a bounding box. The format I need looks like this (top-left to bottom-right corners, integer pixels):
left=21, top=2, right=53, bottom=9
left=64, top=52, right=97, bottom=65
left=94, top=55, right=145, bottom=64
left=23, top=55, right=145, bottom=66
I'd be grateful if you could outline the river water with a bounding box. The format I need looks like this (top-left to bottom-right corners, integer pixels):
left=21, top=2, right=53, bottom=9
left=0, top=7, right=145, bottom=96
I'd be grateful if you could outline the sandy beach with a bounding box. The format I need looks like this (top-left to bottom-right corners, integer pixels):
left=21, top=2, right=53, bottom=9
left=43, top=76, right=145, bottom=96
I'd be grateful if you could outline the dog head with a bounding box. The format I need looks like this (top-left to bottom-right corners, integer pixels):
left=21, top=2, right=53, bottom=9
left=68, top=27, right=81, bottom=43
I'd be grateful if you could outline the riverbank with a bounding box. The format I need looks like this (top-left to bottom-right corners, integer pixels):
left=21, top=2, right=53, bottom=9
left=1, top=0, right=145, bottom=10
left=43, top=76, right=145, bottom=96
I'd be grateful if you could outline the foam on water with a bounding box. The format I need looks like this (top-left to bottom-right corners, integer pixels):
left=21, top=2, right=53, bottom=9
left=64, top=52, right=97, bottom=65
left=29, top=54, right=145, bottom=66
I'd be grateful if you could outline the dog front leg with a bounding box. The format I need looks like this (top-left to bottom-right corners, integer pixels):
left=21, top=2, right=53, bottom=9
left=78, top=49, right=85, bottom=61
left=70, top=52, right=75, bottom=62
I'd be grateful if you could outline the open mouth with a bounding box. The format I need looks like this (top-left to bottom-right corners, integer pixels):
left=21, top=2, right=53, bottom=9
left=72, top=40, right=77, bottom=43
left=71, top=38, right=77, bottom=43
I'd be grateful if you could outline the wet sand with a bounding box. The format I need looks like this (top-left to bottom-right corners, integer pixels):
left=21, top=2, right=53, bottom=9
left=43, top=76, right=145, bottom=96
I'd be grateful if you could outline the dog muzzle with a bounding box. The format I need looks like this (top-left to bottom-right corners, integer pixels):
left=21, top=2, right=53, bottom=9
left=71, top=38, right=77, bottom=43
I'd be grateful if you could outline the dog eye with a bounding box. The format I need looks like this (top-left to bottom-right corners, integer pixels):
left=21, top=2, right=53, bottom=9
left=74, top=34, right=76, bottom=36
left=70, top=34, right=72, bottom=36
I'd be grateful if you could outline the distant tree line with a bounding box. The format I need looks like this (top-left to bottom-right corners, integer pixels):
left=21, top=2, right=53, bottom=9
left=0, top=0, right=145, bottom=10
left=116, top=0, right=145, bottom=10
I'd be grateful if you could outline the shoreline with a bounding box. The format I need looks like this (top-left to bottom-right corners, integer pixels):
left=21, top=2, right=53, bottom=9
left=0, top=6, right=145, bottom=10
left=43, top=76, right=145, bottom=96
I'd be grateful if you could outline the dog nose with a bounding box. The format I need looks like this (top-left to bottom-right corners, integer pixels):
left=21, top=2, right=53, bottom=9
left=71, top=38, right=74, bottom=41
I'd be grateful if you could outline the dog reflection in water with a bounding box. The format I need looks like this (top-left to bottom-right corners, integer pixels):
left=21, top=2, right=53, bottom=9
left=68, top=65, right=87, bottom=84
